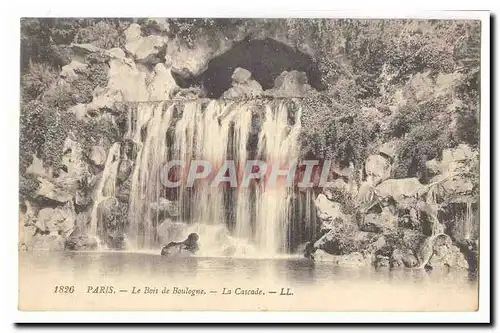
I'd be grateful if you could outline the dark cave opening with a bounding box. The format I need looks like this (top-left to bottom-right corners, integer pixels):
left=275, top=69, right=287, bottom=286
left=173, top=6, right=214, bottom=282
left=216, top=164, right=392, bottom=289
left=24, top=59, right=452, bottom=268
left=193, top=38, right=325, bottom=98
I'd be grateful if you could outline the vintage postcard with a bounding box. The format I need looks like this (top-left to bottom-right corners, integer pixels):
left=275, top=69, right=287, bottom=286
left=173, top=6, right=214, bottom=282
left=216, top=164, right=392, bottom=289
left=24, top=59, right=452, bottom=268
left=17, top=13, right=488, bottom=318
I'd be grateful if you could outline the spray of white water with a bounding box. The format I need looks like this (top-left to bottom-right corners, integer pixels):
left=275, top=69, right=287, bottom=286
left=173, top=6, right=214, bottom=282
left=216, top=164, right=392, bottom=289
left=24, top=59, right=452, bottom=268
left=88, top=142, right=121, bottom=243
left=255, top=101, right=302, bottom=253
left=127, top=102, right=175, bottom=249
left=122, top=99, right=305, bottom=256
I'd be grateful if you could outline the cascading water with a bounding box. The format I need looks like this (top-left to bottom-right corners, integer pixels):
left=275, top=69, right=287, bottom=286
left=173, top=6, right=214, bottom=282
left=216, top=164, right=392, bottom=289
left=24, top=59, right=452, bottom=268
left=127, top=102, right=175, bottom=249
left=88, top=142, right=121, bottom=244
left=121, top=98, right=310, bottom=256
left=254, top=101, right=302, bottom=253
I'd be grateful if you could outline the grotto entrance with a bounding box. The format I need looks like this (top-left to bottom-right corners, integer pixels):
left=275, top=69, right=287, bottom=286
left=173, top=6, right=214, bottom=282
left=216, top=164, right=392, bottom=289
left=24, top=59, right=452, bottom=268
left=181, top=38, right=324, bottom=98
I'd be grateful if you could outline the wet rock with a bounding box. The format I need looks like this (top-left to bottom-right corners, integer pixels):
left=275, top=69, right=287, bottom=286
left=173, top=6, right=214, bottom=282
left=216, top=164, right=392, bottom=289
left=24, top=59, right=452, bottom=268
left=390, top=248, right=419, bottom=268
left=64, top=227, right=98, bottom=251
left=455, top=239, right=478, bottom=272
left=365, top=154, right=391, bottom=185
left=313, top=250, right=369, bottom=268
left=150, top=198, right=180, bottom=218
left=106, top=229, right=126, bottom=250
left=426, top=235, right=469, bottom=270
left=374, top=255, right=390, bottom=268
left=314, top=228, right=375, bottom=256
left=173, top=87, right=205, bottom=100
left=97, top=197, right=127, bottom=248
left=27, top=233, right=65, bottom=251
left=161, top=233, right=199, bottom=256
left=440, top=144, right=476, bottom=173
left=264, top=70, right=314, bottom=97
left=117, top=160, right=133, bottom=184
left=116, top=178, right=132, bottom=203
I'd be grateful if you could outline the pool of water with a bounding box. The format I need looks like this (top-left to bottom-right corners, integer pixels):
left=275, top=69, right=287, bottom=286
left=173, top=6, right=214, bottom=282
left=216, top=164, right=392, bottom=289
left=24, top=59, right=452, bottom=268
left=18, top=251, right=478, bottom=311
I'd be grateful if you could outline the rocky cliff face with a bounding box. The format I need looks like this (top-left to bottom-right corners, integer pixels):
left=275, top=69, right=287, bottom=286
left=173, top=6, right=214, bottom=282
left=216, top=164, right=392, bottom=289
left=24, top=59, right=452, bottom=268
left=308, top=143, right=478, bottom=272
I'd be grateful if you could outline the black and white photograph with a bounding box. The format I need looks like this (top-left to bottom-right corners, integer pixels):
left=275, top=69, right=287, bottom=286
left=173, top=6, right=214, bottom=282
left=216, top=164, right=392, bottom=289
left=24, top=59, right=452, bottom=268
left=13, top=11, right=489, bottom=319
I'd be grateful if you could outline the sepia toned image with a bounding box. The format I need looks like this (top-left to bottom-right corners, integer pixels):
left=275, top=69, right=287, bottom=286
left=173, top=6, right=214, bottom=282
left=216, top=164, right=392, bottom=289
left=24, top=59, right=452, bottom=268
left=18, top=16, right=483, bottom=313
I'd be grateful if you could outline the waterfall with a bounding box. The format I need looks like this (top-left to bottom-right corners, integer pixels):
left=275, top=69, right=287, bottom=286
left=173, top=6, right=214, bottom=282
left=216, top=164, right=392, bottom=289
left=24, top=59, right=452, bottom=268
left=128, top=102, right=174, bottom=249
left=255, top=101, right=302, bottom=253
left=88, top=142, right=121, bottom=242
left=124, top=99, right=303, bottom=256
left=463, top=201, right=473, bottom=240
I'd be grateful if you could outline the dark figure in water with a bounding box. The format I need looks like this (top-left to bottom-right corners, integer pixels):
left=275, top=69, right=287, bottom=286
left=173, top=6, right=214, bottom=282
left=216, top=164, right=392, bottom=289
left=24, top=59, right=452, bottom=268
left=161, top=233, right=200, bottom=256
left=304, top=242, right=315, bottom=260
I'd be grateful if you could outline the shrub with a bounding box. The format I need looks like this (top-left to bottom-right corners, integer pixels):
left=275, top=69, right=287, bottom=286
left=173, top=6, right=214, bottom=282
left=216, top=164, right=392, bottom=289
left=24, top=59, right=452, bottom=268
left=73, top=21, right=124, bottom=49
left=21, top=61, right=57, bottom=100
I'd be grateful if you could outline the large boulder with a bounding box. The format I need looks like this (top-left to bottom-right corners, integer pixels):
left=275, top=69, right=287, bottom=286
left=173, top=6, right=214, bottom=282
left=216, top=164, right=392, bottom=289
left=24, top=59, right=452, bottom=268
left=87, top=88, right=124, bottom=114
left=106, top=48, right=149, bottom=101
left=222, top=68, right=263, bottom=99
left=315, top=194, right=345, bottom=222
left=125, top=24, right=168, bottom=65
left=60, top=137, right=89, bottom=182
left=425, top=144, right=478, bottom=202
left=430, top=173, right=474, bottom=201
left=365, top=154, right=391, bottom=186
left=59, top=60, right=87, bottom=79
left=148, top=63, right=179, bottom=100
left=35, top=201, right=75, bottom=236
left=376, top=229, right=428, bottom=268
left=314, top=227, right=376, bottom=256
left=360, top=207, right=398, bottom=233
left=232, top=67, right=252, bottom=83
left=378, top=139, right=400, bottom=160
left=64, top=227, right=98, bottom=251
left=313, top=250, right=370, bottom=268
left=390, top=248, right=419, bottom=268
left=97, top=197, right=127, bottom=249
left=425, top=235, right=469, bottom=270
left=264, top=70, right=314, bottom=97
left=70, top=43, right=104, bottom=62
left=33, top=177, right=74, bottom=203
left=375, top=178, right=424, bottom=202
left=90, top=146, right=107, bottom=166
